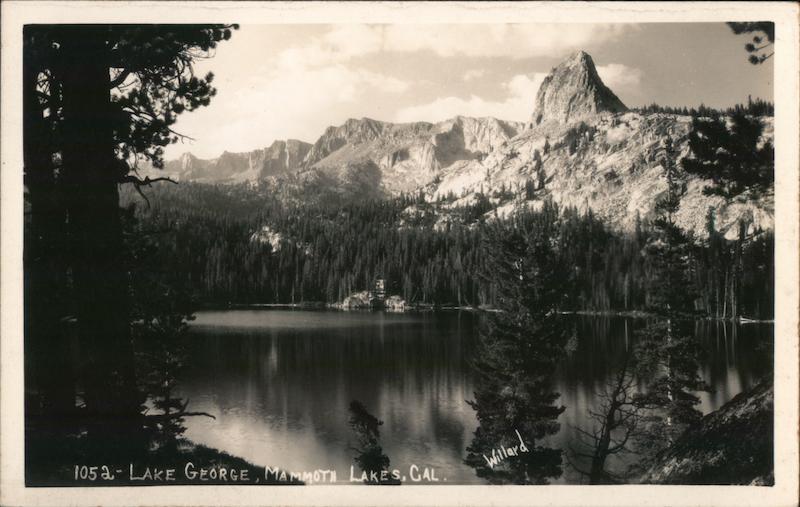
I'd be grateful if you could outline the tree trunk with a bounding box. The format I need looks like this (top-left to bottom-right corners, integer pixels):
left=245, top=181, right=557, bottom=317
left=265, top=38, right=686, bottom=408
left=57, top=27, right=141, bottom=443
left=722, top=270, right=729, bottom=320
left=732, top=220, right=746, bottom=320
left=23, top=29, right=76, bottom=418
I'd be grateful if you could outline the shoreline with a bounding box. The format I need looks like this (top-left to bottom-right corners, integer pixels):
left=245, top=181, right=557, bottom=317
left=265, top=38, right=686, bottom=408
left=198, top=303, right=773, bottom=323
left=204, top=301, right=484, bottom=311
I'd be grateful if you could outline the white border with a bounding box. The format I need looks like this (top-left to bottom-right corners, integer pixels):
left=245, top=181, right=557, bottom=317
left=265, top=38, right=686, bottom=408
left=2, top=2, right=798, bottom=506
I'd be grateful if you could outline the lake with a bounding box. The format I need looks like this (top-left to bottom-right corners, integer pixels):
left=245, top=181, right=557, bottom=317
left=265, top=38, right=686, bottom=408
left=176, top=309, right=773, bottom=485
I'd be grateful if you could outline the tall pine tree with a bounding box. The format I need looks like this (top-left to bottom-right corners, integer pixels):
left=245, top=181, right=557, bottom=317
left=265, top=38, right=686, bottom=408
left=633, top=139, right=709, bottom=460
left=465, top=201, right=573, bottom=484
left=24, top=24, right=236, bottom=445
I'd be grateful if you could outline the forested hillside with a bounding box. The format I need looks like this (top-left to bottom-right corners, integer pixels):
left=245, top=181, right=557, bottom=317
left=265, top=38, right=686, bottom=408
left=124, top=49, right=774, bottom=321
left=121, top=182, right=773, bottom=319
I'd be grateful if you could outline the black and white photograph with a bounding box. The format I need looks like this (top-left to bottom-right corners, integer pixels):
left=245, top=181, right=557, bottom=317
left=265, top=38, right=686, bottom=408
left=1, top=2, right=798, bottom=506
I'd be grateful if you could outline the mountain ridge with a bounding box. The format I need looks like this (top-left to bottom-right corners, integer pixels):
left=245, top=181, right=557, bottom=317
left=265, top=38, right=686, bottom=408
left=144, top=51, right=773, bottom=239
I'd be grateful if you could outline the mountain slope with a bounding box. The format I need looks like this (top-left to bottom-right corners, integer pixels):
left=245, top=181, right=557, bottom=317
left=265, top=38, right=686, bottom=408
left=432, top=111, right=773, bottom=239
left=152, top=51, right=773, bottom=239
left=303, top=116, right=525, bottom=194
left=641, top=379, right=773, bottom=485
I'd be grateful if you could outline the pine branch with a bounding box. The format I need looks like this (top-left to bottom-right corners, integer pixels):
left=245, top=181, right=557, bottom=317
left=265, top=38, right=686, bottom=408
left=120, top=174, right=178, bottom=208
left=109, top=68, right=132, bottom=89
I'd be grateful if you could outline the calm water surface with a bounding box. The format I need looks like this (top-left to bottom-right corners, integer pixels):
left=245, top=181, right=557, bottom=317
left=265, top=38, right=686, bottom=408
left=176, top=310, right=772, bottom=484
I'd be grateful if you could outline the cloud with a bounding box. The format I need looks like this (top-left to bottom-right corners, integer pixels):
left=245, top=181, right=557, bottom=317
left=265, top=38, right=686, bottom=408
left=596, top=63, right=643, bottom=90
left=393, top=61, right=642, bottom=124
left=276, top=25, right=384, bottom=70
left=169, top=62, right=410, bottom=157
left=277, top=24, right=632, bottom=65
left=263, top=26, right=635, bottom=130
left=395, top=72, right=548, bottom=123
left=322, top=24, right=385, bottom=59
left=166, top=24, right=635, bottom=158
left=381, top=24, right=631, bottom=59
left=167, top=25, right=414, bottom=158
left=463, top=69, right=486, bottom=81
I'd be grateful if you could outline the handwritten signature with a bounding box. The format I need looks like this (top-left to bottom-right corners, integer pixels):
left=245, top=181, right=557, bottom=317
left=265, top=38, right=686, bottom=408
left=483, top=429, right=530, bottom=469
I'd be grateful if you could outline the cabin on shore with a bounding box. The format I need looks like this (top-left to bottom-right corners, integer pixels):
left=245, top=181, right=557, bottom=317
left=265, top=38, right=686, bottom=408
left=368, top=278, right=386, bottom=308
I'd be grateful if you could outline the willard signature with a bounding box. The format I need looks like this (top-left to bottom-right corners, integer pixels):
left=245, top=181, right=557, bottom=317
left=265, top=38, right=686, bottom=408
left=483, top=429, right=530, bottom=469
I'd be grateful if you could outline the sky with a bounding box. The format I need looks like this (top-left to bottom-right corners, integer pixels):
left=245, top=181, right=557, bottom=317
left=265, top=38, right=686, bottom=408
left=165, top=23, right=774, bottom=159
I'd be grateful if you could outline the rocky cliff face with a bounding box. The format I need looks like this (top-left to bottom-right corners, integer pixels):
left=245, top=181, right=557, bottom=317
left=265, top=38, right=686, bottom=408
left=158, top=139, right=312, bottom=183
left=531, top=50, right=628, bottom=126
left=162, top=151, right=249, bottom=181
left=641, top=379, right=773, bottom=485
left=432, top=111, right=773, bottom=239
left=155, top=51, right=773, bottom=238
left=302, top=116, right=524, bottom=193
left=260, top=140, right=312, bottom=179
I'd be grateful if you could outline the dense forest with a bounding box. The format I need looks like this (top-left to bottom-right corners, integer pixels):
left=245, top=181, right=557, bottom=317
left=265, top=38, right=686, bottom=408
left=632, top=96, right=774, bottom=117
left=121, top=181, right=774, bottom=319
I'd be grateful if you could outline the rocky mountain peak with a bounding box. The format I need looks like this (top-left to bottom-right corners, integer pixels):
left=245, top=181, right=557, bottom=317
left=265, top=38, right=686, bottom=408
left=531, top=50, right=628, bottom=126
left=177, top=152, right=197, bottom=169
left=260, top=138, right=311, bottom=178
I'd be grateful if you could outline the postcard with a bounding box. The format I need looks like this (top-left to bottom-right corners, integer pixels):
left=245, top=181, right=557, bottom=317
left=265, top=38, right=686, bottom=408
left=1, top=2, right=798, bottom=506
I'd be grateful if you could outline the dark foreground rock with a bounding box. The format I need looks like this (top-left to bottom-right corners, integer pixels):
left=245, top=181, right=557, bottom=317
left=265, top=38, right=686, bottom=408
left=642, top=378, right=773, bottom=485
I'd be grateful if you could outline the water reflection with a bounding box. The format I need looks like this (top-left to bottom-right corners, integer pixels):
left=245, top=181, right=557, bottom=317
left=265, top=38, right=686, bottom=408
left=348, top=401, right=399, bottom=485
left=463, top=308, right=570, bottom=484
left=176, top=310, right=772, bottom=485
left=567, top=346, right=640, bottom=484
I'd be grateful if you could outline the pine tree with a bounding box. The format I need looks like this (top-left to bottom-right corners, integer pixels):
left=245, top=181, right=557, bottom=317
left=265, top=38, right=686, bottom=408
left=347, top=401, right=396, bottom=484
left=633, top=140, right=709, bottom=460
left=24, top=24, right=236, bottom=441
left=465, top=201, right=572, bottom=484
left=727, top=22, right=774, bottom=65
left=645, top=140, right=697, bottom=315
left=681, top=112, right=773, bottom=199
